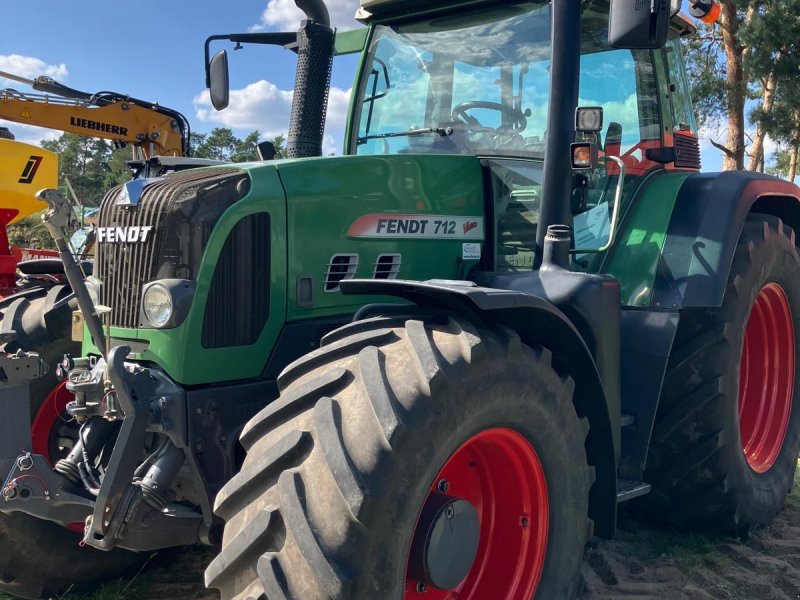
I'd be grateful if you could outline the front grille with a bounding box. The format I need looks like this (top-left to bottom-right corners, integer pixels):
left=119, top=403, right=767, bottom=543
left=95, top=168, right=250, bottom=328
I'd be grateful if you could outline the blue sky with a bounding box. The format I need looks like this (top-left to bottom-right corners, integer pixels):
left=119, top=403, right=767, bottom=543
left=0, top=1, right=749, bottom=169
left=0, top=0, right=362, bottom=155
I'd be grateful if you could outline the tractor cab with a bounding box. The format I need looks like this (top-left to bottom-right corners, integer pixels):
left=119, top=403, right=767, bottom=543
left=350, top=0, right=699, bottom=269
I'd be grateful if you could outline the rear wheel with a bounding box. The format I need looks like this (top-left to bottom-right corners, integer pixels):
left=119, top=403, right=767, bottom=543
left=0, top=286, right=144, bottom=599
left=645, top=216, right=800, bottom=533
left=206, top=316, right=593, bottom=600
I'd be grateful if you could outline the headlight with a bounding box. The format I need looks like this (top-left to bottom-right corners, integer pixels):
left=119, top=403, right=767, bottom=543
left=142, top=283, right=173, bottom=328
left=139, top=279, right=195, bottom=329
left=85, top=276, right=102, bottom=306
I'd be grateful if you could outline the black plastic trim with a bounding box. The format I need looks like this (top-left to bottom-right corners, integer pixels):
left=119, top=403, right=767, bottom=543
left=618, top=308, right=679, bottom=480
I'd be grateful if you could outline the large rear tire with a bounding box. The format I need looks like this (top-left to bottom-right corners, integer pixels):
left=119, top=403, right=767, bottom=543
left=644, top=216, right=800, bottom=533
left=0, top=285, right=144, bottom=599
left=206, top=316, right=594, bottom=600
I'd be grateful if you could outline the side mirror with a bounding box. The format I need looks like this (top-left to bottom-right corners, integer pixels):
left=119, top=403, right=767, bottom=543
left=209, top=50, right=230, bottom=111
left=608, top=0, right=670, bottom=49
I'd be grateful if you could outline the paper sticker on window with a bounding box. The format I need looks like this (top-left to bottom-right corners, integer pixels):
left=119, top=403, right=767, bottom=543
left=574, top=202, right=611, bottom=250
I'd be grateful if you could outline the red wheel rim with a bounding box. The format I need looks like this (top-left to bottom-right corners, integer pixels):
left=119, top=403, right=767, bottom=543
left=31, top=381, right=74, bottom=464
left=404, top=428, right=548, bottom=599
left=31, top=381, right=83, bottom=533
left=738, top=283, right=795, bottom=473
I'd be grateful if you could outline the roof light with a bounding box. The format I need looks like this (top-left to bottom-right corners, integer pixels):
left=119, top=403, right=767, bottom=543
left=575, top=107, right=604, bottom=133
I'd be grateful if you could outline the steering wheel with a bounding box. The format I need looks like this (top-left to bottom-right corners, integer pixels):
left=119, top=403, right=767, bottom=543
left=451, top=101, right=527, bottom=134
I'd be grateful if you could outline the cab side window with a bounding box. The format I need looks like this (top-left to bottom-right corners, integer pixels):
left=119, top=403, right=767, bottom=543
left=579, top=48, right=660, bottom=168
left=664, top=39, right=698, bottom=134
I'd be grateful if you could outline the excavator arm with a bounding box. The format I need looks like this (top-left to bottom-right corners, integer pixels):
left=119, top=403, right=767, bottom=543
left=0, top=90, right=185, bottom=158
left=0, top=69, right=191, bottom=159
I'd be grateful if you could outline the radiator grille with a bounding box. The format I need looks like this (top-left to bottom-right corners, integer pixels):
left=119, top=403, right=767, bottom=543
left=202, top=213, right=271, bottom=348
left=95, top=168, right=250, bottom=328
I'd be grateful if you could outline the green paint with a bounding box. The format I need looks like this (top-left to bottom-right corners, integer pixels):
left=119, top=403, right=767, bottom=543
left=86, top=155, right=485, bottom=385
left=84, top=166, right=288, bottom=385
left=343, top=26, right=375, bottom=153
left=277, top=154, right=485, bottom=321
left=334, top=29, right=368, bottom=55
left=603, top=172, right=691, bottom=307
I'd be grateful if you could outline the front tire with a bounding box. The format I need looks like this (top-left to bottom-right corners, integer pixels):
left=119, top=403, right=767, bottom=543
left=206, top=317, right=593, bottom=600
left=645, top=216, right=800, bottom=533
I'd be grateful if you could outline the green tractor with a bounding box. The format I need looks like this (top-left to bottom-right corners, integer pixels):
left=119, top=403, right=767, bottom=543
left=2, top=0, right=799, bottom=598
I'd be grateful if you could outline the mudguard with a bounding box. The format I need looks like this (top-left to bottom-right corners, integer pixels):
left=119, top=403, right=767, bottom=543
left=340, top=277, right=619, bottom=538
left=652, top=171, right=800, bottom=309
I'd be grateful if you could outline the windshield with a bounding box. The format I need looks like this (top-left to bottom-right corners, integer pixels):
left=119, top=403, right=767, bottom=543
left=354, top=2, right=552, bottom=157
left=353, top=2, right=662, bottom=163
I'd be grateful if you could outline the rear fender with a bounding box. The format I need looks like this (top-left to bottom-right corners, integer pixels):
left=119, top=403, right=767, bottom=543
left=340, top=278, right=618, bottom=538
left=653, top=172, right=800, bottom=309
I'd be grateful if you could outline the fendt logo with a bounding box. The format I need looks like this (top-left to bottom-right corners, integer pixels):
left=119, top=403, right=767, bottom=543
left=97, top=226, right=154, bottom=243
left=18, top=155, right=43, bottom=184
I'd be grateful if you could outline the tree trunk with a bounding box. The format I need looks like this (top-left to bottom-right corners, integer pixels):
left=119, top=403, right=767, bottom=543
left=748, top=70, right=779, bottom=172
left=790, top=143, right=798, bottom=183
left=719, top=4, right=749, bottom=171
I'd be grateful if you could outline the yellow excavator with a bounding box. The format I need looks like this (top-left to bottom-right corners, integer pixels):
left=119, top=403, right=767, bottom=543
left=0, top=69, right=191, bottom=159
left=0, top=129, right=58, bottom=296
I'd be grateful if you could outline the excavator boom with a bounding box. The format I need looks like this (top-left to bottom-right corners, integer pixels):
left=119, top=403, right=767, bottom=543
left=0, top=90, right=185, bottom=158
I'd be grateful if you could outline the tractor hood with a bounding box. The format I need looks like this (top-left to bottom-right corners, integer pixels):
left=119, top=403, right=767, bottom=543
left=86, top=154, right=489, bottom=386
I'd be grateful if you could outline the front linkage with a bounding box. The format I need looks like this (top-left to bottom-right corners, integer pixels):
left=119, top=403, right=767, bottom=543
left=0, top=189, right=208, bottom=552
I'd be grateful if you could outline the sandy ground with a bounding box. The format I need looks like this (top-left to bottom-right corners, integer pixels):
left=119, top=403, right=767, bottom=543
left=52, top=488, right=800, bottom=599
left=581, top=499, right=800, bottom=600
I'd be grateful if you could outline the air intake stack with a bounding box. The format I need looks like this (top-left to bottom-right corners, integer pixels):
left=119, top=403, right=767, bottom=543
left=286, top=0, right=335, bottom=159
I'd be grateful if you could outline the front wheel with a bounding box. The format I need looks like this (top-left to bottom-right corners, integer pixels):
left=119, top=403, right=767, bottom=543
left=206, top=316, right=593, bottom=600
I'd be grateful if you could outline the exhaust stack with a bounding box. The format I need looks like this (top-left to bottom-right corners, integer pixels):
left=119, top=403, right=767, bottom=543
left=286, top=0, right=335, bottom=159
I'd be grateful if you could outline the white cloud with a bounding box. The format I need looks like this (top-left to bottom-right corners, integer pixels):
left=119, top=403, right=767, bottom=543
left=0, top=120, right=60, bottom=146
left=251, top=0, right=362, bottom=31
left=322, top=133, right=338, bottom=155
left=193, top=81, right=351, bottom=150
left=325, top=86, right=351, bottom=130
left=194, top=80, right=293, bottom=134
left=0, top=55, right=68, bottom=85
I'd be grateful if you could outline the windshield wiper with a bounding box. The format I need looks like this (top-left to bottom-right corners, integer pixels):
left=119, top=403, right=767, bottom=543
left=357, top=126, right=453, bottom=145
